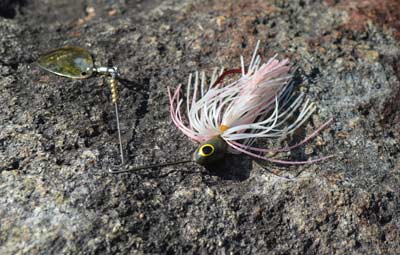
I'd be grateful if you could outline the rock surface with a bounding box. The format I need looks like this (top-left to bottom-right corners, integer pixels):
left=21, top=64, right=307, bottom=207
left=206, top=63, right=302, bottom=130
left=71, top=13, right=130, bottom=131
left=1, top=0, right=399, bottom=254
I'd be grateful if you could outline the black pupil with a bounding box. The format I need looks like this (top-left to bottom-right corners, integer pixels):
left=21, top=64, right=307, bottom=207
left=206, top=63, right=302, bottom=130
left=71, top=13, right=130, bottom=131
left=202, top=145, right=213, bottom=155
left=81, top=72, right=87, bottom=76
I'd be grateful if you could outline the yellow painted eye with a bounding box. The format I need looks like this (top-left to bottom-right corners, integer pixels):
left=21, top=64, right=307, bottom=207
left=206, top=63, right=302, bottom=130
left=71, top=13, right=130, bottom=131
left=199, top=144, right=215, bottom=157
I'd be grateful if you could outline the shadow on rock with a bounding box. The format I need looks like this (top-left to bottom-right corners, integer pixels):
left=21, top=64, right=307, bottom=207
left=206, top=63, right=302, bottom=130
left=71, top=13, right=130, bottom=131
left=205, top=154, right=252, bottom=181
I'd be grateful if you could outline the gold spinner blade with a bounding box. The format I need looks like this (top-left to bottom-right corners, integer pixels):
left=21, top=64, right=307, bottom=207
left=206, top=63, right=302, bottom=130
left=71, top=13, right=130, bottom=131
left=37, top=46, right=94, bottom=79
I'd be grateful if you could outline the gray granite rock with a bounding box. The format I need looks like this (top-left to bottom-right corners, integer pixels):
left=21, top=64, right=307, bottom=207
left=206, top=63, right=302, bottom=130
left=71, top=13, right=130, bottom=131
left=1, top=0, right=399, bottom=254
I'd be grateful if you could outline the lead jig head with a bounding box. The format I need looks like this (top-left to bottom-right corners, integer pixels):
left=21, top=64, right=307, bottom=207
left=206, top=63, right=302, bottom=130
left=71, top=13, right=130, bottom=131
left=37, top=46, right=125, bottom=167
left=192, top=136, right=228, bottom=165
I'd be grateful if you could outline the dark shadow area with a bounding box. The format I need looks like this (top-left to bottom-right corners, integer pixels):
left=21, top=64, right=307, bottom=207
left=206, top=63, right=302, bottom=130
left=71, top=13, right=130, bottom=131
left=205, top=154, right=252, bottom=181
left=0, top=0, right=26, bottom=19
left=122, top=76, right=151, bottom=161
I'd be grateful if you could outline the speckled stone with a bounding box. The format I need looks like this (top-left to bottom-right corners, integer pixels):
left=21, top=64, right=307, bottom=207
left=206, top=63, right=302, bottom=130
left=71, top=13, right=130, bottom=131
left=0, top=0, right=399, bottom=254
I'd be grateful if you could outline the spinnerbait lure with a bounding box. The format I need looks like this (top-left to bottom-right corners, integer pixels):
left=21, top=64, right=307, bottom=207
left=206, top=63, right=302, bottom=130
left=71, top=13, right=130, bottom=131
left=37, top=46, right=125, bottom=166
left=110, top=41, right=333, bottom=174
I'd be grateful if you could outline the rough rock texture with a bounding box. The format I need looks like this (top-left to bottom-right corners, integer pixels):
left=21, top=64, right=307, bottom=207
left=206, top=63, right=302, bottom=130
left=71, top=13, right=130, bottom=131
left=1, top=0, right=399, bottom=254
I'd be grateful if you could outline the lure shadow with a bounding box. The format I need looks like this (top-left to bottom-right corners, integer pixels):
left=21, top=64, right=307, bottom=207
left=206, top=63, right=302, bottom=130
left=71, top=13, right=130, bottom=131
left=205, top=154, right=252, bottom=181
left=118, top=77, right=141, bottom=90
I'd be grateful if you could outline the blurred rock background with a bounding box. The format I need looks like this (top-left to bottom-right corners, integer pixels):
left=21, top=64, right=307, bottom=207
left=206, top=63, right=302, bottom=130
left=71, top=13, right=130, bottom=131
left=0, top=0, right=399, bottom=254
